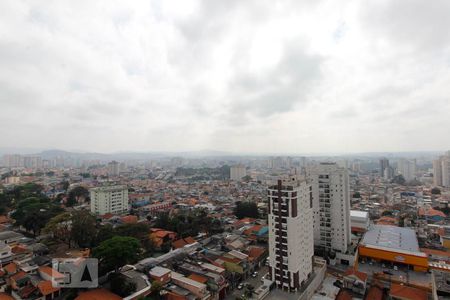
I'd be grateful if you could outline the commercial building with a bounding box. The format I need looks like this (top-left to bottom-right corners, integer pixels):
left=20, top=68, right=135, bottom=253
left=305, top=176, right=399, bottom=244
left=308, top=162, right=351, bottom=254
left=230, top=165, right=247, bottom=181
left=90, top=185, right=129, bottom=215
left=267, top=176, right=314, bottom=290
left=358, top=225, right=428, bottom=272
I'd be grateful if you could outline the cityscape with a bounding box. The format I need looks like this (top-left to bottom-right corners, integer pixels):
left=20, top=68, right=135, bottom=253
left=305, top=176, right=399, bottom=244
left=1, top=1, right=450, bottom=300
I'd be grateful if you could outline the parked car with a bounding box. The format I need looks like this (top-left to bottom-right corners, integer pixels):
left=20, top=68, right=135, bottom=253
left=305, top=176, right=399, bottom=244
left=383, top=270, right=393, bottom=275
left=251, top=272, right=258, bottom=278
left=237, top=283, right=244, bottom=290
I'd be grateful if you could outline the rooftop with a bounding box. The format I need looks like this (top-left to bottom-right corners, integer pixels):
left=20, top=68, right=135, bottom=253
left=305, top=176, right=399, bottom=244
left=361, top=225, right=425, bottom=256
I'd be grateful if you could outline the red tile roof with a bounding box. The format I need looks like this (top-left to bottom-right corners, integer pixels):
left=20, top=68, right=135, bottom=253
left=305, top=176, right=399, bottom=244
left=188, top=273, right=208, bottom=284
left=366, top=285, right=384, bottom=300
left=120, top=215, right=138, bottom=224
left=0, top=293, right=14, bottom=300
left=3, top=263, right=17, bottom=274
left=38, top=280, right=60, bottom=296
left=344, top=268, right=368, bottom=282
left=39, top=266, right=65, bottom=279
left=390, top=283, right=428, bottom=300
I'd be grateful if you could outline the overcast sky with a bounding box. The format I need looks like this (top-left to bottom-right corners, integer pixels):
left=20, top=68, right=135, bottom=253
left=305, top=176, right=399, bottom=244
left=1, top=0, right=449, bottom=154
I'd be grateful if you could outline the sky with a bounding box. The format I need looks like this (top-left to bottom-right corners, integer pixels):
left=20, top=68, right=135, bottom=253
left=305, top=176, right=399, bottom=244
left=1, top=0, right=450, bottom=154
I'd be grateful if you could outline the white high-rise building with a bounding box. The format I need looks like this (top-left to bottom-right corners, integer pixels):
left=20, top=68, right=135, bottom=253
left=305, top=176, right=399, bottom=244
left=267, top=176, right=313, bottom=291
left=433, top=152, right=450, bottom=187
left=397, top=158, right=417, bottom=182
left=90, top=185, right=129, bottom=215
left=308, top=162, right=351, bottom=254
left=230, top=165, right=247, bottom=181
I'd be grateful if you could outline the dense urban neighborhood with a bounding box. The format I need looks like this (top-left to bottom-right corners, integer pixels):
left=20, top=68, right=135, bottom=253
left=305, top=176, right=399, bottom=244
left=0, top=151, right=449, bottom=299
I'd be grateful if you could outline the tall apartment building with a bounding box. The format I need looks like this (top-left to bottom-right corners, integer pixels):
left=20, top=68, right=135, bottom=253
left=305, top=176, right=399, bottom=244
left=230, top=165, right=247, bottom=181
left=307, top=162, right=351, bottom=254
left=379, top=158, right=389, bottom=177
left=433, top=159, right=443, bottom=186
left=434, top=152, right=450, bottom=187
left=2, top=154, right=23, bottom=168
left=397, top=158, right=417, bottom=182
left=267, top=176, right=314, bottom=290
left=90, top=185, right=129, bottom=215
left=107, top=160, right=120, bottom=176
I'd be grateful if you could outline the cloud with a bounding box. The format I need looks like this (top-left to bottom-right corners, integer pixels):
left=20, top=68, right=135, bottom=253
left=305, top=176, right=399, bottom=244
left=0, top=0, right=449, bottom=153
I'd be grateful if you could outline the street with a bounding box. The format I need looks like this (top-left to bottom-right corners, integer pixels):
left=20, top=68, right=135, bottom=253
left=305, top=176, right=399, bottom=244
left=226, top=266, right=269, bottom=300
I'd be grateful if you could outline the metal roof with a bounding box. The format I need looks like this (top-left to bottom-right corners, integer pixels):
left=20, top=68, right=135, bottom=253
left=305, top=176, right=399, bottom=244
left=361, top=225, right=423, bottom=255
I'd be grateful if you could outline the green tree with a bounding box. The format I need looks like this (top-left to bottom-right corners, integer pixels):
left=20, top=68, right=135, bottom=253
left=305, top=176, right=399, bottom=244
left=43, top=212, right=72, bottom=246
left=71, top=210, right=97, bottom=248
left=381, top=210, right=393, bottom=217
left=93, top=236, right=141, bottom=272
left=12, top=197, right=63, bottom=236
left=109, top=273, right=137, bottom=297
left=67, top=186, right=89, bottom=206
left=431, top=187, right=441, bottom=195
left=234, top=201, right=259, bottom=219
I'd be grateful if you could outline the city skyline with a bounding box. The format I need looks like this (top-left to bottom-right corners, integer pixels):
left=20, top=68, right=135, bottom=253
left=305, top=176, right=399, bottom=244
left=1, top=0, right=450, bottom=153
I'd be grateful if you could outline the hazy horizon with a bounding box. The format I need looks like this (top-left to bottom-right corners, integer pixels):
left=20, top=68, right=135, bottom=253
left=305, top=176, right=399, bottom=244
left=1, top=1, right=450, bottom=153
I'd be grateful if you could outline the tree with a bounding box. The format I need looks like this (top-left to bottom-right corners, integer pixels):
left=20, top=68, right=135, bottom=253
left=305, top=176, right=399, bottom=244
left=67, top=186, right=89, bottom=207
left=109, top=273, right=136, bottom=297
left=432, top=187, right=441, bottom=195
left=61, top=181, right=70, bottom=191
left=391, top=175, right=406, bottom=185
left=43, top=212, right=73, bottom=246
left=242, top=175, right=252, bottom=182
left=95, top=224, right=115, bottom=246
left=381, top=210, right=393, bottom=217
left=93, top=236, right=141, bottom=273
left=12, top=197, right=63, bottom=236
left=71, top=211, right=97, bottom=248
left=353, top=192, right=361, bottom=198
left=234, top=201, right=259, bottom=219
left=149, top=281, right=163, bottom=300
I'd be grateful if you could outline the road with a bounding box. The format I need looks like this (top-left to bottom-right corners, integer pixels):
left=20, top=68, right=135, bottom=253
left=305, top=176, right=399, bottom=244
left=226, top=266, right=269, bottom=300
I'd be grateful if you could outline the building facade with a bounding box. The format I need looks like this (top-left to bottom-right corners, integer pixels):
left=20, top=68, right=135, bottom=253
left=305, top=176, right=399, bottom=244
left=268, top=176, right=314, bottom=290
left=90, top=185, right=129, bottom=215
left=397, top=158, right=417, bottom=182
left=308, top=162, right=351, bottom=254
left=107, top=161, right=120, bottom=176
left=379, top=158, right=389, bottom=177
left=230, top=165, right=247, bottom=181
left=433, top=152, right=450, bottom=187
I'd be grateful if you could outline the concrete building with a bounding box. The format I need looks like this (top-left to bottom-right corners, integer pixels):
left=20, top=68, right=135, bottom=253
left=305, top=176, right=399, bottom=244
left=350, top=210, right=370, bottom=233
left=267, top=176, right=314, bottom=290
left=308, top=162, right=351, bottom=254
left=379, top=158, right=389, bottom=178
left=107, top=160, right=120, bottom=176
left=397, top=158, right=417, bottom=182
left=230, top=165, right=247, bottom=181
left=434, top=152, right=450, bottom=187
left=433, top=159, right=443, bottom=186
left=90, top=185, right=129, bottom=215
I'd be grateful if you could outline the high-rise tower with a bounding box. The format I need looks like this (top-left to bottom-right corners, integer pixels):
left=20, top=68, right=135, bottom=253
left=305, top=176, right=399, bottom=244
left=267, top=176, right=314, bottom=291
